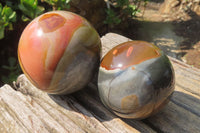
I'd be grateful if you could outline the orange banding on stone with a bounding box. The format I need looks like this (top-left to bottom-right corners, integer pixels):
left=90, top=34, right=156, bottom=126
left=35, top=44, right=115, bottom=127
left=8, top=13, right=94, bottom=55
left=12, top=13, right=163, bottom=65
left=101, top=41, right=161, bottom=70
left=39, top=13, right=66, bottom=33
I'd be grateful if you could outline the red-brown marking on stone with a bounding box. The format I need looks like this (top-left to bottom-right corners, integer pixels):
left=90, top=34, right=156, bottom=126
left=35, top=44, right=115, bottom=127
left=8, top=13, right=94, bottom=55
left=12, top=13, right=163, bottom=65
left=121, top=94, right=139, bottom=110
left=126, top=46, right=133, bottom=57
left=132, top=67, right=135, bottom=70
left=39, top=13, right=66, bottom=33
left=101, top=41, right=161, bottom=70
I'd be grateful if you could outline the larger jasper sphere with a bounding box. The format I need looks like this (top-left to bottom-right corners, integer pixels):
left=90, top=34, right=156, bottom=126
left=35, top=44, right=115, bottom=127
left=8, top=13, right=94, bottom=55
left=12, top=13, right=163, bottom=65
left=18, top=11, right=101, bottom=94
left=98, top=41, right=175, bottom=119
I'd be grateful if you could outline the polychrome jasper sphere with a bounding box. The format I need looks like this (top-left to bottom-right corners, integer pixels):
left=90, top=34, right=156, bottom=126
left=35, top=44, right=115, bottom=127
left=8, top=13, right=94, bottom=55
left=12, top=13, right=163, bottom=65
left=98, top=41, right=175, bottom=119
left=18, top=11, right=101, bottom=94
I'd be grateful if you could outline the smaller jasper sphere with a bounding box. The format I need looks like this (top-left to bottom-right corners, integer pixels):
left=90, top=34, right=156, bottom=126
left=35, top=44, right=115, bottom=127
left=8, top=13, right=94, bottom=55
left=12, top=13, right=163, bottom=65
left=98, top=41, right=175, bottom=119
left=18, top=11, right=101, bottom=94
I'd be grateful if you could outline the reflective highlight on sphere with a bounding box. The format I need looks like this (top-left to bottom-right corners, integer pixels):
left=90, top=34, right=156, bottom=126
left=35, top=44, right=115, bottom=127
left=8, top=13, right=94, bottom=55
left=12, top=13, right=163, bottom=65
left=18, top=11, right=101, bottom=95
left=98, top=41, right=175, bottom=119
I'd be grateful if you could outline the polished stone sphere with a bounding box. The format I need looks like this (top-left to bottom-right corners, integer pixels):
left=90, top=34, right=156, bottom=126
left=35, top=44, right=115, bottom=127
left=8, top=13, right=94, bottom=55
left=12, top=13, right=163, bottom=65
left=18, top=11, right=101, bottom=94
left=98, top=41, right=175, bottom=119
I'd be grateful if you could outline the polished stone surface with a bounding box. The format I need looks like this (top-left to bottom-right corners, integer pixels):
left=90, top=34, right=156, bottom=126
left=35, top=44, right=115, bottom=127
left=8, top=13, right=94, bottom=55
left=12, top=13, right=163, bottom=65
left=98, top=41, right=175, bottom=119
left=18, top=11, right=101, bottom=94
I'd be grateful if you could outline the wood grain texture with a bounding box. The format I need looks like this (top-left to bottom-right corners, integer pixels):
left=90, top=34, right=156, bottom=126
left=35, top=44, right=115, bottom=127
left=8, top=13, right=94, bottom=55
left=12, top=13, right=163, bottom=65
left=0, top=33, right=199, bottom=133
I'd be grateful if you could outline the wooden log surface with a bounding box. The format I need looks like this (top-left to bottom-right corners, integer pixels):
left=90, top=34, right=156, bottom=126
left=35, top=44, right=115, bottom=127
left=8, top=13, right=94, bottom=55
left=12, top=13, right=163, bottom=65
left=0, top=33, right=200, bottom=133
